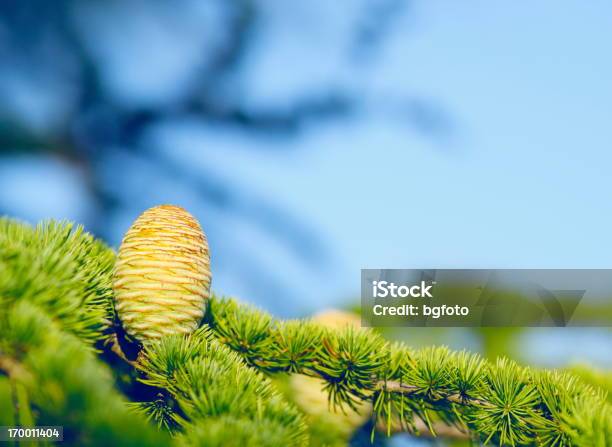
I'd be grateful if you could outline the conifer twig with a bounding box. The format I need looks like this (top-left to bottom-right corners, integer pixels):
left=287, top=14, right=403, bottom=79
left=379, top=380, right=491, bottom=406
left=204, top=295, right=612, bottom=446
left=2, top=218, right=611, bottom=446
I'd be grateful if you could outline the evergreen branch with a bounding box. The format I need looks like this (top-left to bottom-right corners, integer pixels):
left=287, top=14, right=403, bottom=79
left=0, top=218, right=310, bottom=446
left=0, top=218, right=115, bottom=346
left=0, top=301, right=169, bottom=446
left=136, top=327, right=309, bottom=446
left=205, top=296, right=612, bottom=446
left=0, top=219, right=167, bottom=445
left=2, top=217, right=611, bottom=446
left=128, top=397, right=182, bottom=432
left=568, top=364, right=612, bottom=403
left=138, top=328, right=307, bottom=446
left=377, top=380, right=490, bottom=406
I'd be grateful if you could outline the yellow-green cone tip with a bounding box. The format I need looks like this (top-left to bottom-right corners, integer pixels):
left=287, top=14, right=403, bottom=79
left=113, top=205, right=211, bottom=342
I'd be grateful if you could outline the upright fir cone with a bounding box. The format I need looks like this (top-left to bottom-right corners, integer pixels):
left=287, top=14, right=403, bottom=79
left=113, top=205, right=211, bottom=343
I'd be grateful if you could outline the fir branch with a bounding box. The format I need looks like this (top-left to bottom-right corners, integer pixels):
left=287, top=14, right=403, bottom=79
left=2, top=217, right=611, bottom=446
left=136, top=327, right=309, bottom=446
left=0, top=218, right=115, bottom=346
left=567, top=364, right=612, bottom=403
left=128, top=397, right=182, bottom=432
left=0, top=218, right=310, bottom=446
left=0, top=301, right=169, bottom=446
left=205, top=295, right=612, bottom=446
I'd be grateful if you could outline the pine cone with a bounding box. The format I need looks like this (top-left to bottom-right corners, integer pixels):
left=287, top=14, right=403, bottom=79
left=113, top=205, right=211, bottom=342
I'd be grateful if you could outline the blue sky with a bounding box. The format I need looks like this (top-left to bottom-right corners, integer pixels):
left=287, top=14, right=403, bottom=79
left=1, top=0, right=611, bottom=324
left=158, top=0, right=612, bottom=311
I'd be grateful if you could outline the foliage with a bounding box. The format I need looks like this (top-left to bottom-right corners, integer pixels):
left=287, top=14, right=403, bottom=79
left=137, top=327, right=308, bottom=446
left=204, top=297, right=612, bottom=446
left=1, top=217, right=611, bottom=446
left=0, top=218, right=115, bottom=345
left=568, top=364, right=612, bottom=403
left=0, top=300, right=168, bottom=446
left=0, top=219, right=164, bottom=445
left=0, top=218, right=307, bottom=446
